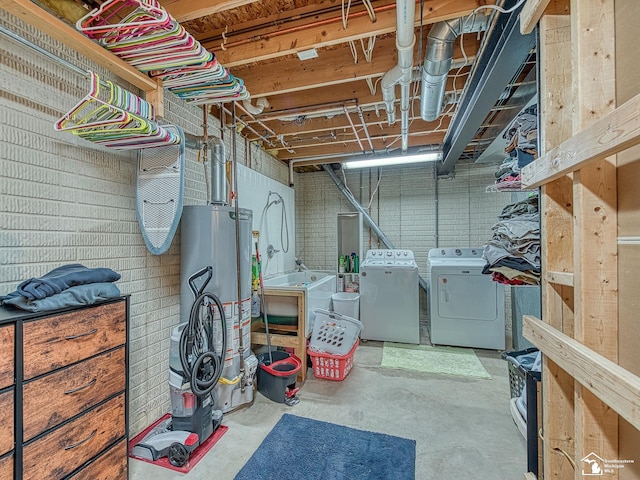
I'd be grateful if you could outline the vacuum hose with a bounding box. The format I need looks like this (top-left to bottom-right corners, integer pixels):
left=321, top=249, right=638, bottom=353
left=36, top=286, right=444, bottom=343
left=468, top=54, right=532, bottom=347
left=179, top=292, right=227, bottom=397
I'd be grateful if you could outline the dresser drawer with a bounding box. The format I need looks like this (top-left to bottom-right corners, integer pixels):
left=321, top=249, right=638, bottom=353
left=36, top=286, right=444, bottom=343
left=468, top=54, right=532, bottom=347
left=0, top=325, right=14, bottom=389
left=0, top=453, right=13, bottom=480
left=0, top=389, right=13, bottom=456
left=68, top=438, right=127, bottom=480
left=23, top=300, right=126, bottom=380
left=23, top=348, right=126, bottom=441
left=22, top=393, right=126, bottom=480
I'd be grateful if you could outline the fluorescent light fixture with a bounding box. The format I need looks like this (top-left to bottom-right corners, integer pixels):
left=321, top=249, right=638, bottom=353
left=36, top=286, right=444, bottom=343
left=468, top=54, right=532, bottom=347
left=343, top=152, right=442, bottom=169
left=297, top=48, right=318, bottom=60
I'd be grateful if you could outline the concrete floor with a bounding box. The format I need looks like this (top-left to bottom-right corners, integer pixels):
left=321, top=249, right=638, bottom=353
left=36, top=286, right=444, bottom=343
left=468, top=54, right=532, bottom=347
left=129, top=341, right=527, bottom=479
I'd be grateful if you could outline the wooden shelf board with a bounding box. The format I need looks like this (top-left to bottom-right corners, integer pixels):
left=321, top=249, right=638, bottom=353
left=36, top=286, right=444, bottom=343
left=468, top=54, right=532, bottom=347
left=0, top=0, right=164, bottom=115
left=546, top=271, right=574, bottom=286
left=523, top=315, right=640, bottom=431
left=521, top=90, right=640, bottom=188
left=520, top=0, right=553, bottom=34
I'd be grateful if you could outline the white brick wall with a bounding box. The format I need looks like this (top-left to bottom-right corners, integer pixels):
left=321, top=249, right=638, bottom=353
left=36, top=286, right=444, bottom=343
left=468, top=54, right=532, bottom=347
left=293, top=161, right=516, bottom=340
left=0, top=11, right=287, bottom=436
left=294, top=162, right=510, bottom=276
left=0, top=11, right=521, bottom=437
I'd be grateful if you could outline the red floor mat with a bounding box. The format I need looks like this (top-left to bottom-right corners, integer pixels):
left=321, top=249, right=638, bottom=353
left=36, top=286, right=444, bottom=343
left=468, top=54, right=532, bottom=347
left=129, top=413, right=228, bottom=474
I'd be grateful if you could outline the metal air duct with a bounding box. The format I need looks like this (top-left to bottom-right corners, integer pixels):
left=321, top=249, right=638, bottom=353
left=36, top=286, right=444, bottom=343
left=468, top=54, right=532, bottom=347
left=183, top=133, right=229, bottom=204
left=209, top=137, right=228, bottom=205
left=420, top=14, right=488, bottom=122
left=381, top=0, right=415, bottom=152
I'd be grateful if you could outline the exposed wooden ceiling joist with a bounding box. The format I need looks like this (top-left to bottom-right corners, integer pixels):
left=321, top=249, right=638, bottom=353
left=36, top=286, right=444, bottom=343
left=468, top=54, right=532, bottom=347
left=209, top=0, right=482, bottom=67
left=162, top=0, right=260, bottom=23
left=234, top=34, right=480, bottom=98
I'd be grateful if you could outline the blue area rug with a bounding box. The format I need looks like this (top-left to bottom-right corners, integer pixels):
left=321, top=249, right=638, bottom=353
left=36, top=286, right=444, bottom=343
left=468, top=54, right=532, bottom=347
left=234, top=414, right=416, bottom=480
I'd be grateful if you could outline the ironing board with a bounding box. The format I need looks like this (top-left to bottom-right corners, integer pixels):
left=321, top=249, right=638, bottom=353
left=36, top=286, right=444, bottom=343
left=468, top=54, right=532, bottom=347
left=135, top=124, right=185, bottom=255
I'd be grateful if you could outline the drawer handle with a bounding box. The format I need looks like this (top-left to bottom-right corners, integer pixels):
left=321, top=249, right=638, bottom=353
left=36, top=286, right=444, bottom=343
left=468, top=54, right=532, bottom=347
left=64, top=328, right=98, bottom=340
left=64, top=429, right=97, bottom=450
left=64, top=378, right=97, bottom=395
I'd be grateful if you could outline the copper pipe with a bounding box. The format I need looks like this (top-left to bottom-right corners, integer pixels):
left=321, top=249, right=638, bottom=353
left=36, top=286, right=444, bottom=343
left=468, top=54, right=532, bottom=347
left=220, top=104, right=275, bottom=147
left=220, top=4, right=395, bottom=51
left=236, top=101, right=277, bottom=137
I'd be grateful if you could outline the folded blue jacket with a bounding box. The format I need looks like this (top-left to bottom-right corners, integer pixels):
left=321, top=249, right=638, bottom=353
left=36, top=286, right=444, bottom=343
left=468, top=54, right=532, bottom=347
left=1, top=282, right=122, bottom=312
left=3, top=264, right=121, bottom=301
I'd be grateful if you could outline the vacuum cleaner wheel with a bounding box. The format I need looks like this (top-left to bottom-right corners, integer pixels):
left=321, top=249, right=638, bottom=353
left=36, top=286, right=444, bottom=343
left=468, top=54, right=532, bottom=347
left=168, top=442, right=189, bottom=467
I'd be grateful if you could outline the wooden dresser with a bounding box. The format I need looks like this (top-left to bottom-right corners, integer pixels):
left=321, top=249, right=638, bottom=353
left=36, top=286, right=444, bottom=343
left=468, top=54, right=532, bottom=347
left=0, top=297, right=129, bottom=480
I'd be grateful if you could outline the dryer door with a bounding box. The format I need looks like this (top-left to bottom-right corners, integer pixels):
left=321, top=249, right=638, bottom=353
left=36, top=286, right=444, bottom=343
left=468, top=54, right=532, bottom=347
left=435, top=271, right=499, bottom=321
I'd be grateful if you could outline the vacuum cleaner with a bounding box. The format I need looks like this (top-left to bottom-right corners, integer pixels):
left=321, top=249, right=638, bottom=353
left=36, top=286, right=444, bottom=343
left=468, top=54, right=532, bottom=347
left=131, top=266, right=227, bottom=467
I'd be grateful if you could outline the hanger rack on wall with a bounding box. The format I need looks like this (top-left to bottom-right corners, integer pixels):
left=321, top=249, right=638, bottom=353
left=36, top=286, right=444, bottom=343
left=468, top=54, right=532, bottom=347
left=54, top=70, right=182, bottom=150
left=75, top=0, right=249, bottom=104
left=0, top=0, right=164, bottom=114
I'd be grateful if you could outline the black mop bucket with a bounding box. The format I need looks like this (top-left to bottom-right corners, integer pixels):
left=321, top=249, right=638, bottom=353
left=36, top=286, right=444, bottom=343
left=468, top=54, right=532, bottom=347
left=256, top=351, right=302, bottom=403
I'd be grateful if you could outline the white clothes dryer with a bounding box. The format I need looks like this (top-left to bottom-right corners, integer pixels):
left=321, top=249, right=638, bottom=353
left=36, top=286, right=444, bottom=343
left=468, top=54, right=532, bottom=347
left=427, top=248, right=505, bottom=350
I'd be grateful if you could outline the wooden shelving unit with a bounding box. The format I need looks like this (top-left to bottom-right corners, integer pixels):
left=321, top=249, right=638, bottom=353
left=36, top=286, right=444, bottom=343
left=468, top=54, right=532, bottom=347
left=251, top=288, right=308, bottom=383
left=519, top=1, right=640, bottom=478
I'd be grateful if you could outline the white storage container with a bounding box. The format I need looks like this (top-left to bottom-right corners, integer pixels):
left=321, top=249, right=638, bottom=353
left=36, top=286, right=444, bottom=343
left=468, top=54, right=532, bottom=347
left=331, top=292, right=360, bottom=319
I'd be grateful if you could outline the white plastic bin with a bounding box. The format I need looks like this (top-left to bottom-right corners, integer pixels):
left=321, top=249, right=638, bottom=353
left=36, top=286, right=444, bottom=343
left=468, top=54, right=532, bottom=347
left=332, top=292, right=360, bottom=319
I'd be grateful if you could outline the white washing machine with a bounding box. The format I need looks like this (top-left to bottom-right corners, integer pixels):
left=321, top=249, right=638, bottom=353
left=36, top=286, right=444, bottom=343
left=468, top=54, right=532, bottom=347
left=360, top=249, right=420, bottom=344
left=427, top=248, right=505, bottom=350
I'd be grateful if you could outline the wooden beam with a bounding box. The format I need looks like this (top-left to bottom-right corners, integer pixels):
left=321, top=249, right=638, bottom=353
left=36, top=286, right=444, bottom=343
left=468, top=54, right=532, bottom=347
left=0, top=0, right=157, bottom=92
left=274, top=132, right=445, bottom=160
left=520, top=0, right=553, bottom=34
left=538, top=15, right=575, bottom=480
left=546, top=271, right=574, bottom=287
left=269, top=124, right=447, bottom=152
left=246, top=114, right=451, bottom=141
left=524, top=473, right=538, bottom=480
left=520, top=0, right=570, bottom=34
left=520, top=90, right=640, bottom=189
left=189, top=0, right=369, bottom=42
left=249, top=78, right=468, bottom=120
left=571, top=0, right=618, bottom=473
left=235, top=35, right=479, bottom=98
left=523, top=316, right=640, bottom=432
left=214, top=0, right=482, bottom=67
left=161, top=0, right=259, bottom=23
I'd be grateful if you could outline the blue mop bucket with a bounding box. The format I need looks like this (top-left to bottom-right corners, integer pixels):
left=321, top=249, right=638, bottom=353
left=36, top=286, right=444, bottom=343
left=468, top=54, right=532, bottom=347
left=256, top=351, right=302, bottom=403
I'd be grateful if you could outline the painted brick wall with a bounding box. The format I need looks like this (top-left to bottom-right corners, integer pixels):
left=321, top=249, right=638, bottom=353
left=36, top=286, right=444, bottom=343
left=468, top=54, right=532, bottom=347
left=0, top=11, right=522, bottom=437
left=0, top=11, right=287, bottom=436
left=293, top=161, right=517, bottom=341
left=294, top=161, right=511, bottom=275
